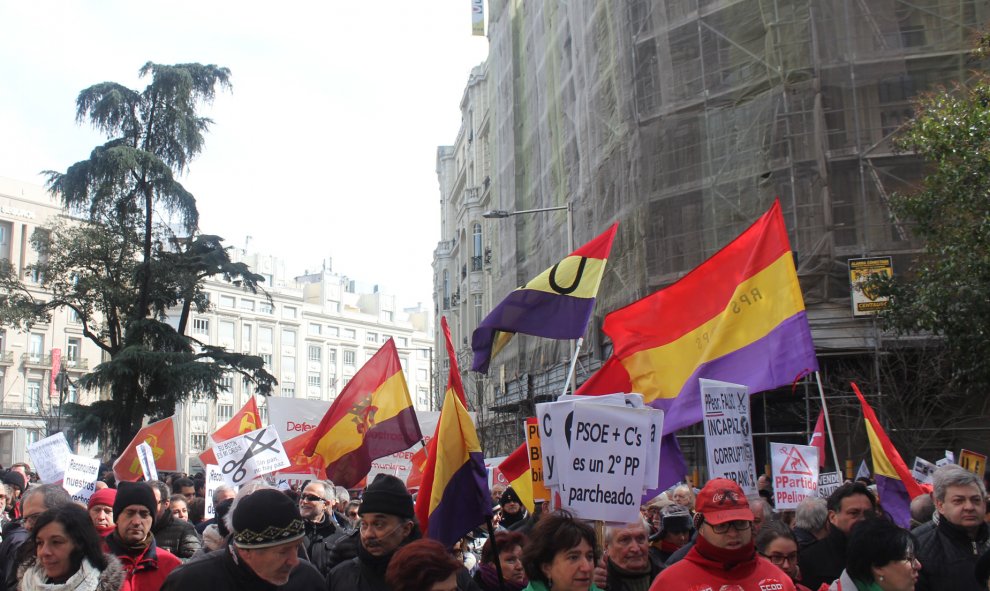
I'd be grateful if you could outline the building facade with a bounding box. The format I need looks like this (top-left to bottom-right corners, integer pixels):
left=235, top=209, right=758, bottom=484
left=437, top=0, right=990, bottom=462
left=173, top=256, right=434, bottom=473
left=0, top=177, right=103, bottom=465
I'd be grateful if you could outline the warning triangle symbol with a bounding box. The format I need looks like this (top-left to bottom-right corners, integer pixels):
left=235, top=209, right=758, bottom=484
left=780, top=447, right=814, bottom=476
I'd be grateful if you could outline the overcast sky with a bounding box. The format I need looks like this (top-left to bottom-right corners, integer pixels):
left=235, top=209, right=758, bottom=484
left=0, top=1, right=489, bottom=310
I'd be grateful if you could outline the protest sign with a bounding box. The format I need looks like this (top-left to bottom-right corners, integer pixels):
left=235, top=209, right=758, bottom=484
left=699, top=379, right=757, bottom=496
left=62, top=455, right=101, bottom=501
left=565, top=402, right=652, bottom=523
left=215, top=425, right=290, bottom=486
left=912, top=457, right=937, bottom=485
left=959, top=449, right=987, bottom=477
left=855, top=459, right=871, bottom=480
left=204, top=464, right=226, bottom=519
left=27, top=432, right=72, bottom=483
left=770, top=443, right=819, bottom=509
left=817, top=471, right=842, bottom=499
left=526, top=417, right=550, bottom=502
left=936, top=450, right=954, bottom=467
left=136, top=442, right=158, bottom=481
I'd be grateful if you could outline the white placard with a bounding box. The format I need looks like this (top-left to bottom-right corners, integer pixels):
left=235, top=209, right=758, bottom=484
left=136, top=442, right=158, bottom=481
left=565, top=403, right=652, bottom=523
left=912, top=457, right=937, bottom=484
left=700, top=379, right=757, bottom=496
left=770, top=443, right=819, bottom=509
left=27, top=432, right=72, bottom=483
left=71, top=482, right=99, bottom=505
left=214, top=425, right=290, bottom=487
left=204, top=464, right=227, bottom=519
left=817, top=471, right=842, bottom=499
left=936, top=450, right=954, bottom=467
left=62, top=455, right=101, bottom=496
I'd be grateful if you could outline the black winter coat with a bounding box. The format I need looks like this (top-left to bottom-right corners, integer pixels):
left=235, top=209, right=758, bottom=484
left=302, top=513, right=349, bottom=578
left=161, top=545, right=323, bottom=591
left=328, top=555, right=482, bottom=591
left=153, top=511, right=202, bottom=560
left=915, top=517, right=990, bottom=591
left=797, top=527, right=847, bottom=591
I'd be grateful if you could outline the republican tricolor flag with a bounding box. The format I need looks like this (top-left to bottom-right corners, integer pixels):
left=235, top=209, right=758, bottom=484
left=303, top=339, right=422, bottom=488
left=416, top=317, right=492, bottom=546
left=497, top=443, right=535, bottom=513
left=472, top=223, right=618, bottom=373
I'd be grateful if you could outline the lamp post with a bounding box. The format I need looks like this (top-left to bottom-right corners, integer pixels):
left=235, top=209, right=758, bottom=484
left=482, top=203, right=577, bottom=395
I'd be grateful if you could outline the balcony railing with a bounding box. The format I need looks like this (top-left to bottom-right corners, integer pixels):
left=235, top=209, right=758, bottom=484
left=64, top=358, right=89, bottom=370
left=0, top=351, right=13, bottom=365
left=21, top=353, right=52, bottom=367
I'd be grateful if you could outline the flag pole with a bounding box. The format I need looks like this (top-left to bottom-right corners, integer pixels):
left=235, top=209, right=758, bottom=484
left=814, top=371, right=841, bottom=471
left=561, top=337, right=584, bottom=396
left=486, top=516, right=507, bottom=590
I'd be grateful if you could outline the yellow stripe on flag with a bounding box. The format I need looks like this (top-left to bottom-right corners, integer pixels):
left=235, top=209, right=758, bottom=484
left=428, top=386, right=484, bottom=514
left=521, top=256, right=607, bottom=299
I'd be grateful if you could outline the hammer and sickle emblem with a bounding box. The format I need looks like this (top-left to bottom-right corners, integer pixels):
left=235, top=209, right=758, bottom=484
left=548, top=257, right=588, bottom=295
left=239, top=413, right=258, bottom=433
left=129, top=434, right=165, bottom=474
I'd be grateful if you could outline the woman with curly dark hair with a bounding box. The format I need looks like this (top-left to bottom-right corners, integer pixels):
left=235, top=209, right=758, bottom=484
left=18, top=503, right=124, bottom=591
left=474, top=530, right=528, bottom=591
left=521, top=511, right=602, bottom=591
left=385, top=538, right=463, bottom=591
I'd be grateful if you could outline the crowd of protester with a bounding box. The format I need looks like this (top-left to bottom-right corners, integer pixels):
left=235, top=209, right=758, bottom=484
left=0, top=460, right=985, bottom=591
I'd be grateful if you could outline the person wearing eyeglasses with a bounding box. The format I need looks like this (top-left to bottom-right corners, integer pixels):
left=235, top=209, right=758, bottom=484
left=756, top=522, right=812, bottom=591
left=0, top=484, right=72, bottom=591
left=827, top=517, right=921, bottom=591
left=648, top=478, right=796, bottom=591
left=299, top=480, right=348, bottom=578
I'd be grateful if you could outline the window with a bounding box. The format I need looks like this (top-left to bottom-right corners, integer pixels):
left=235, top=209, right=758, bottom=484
left=241, top=324, right=252, bottom=349
left=418, top=387, right=429, bottom=408
left=282, top=306, right=297, bottom=320
left=417, top=369, right=428, bottom=381
left=259, top=301, right=274, bottom=314
left=343, top=377, right=351, bottom=387
left=343, top=350, right=356, bottom=367
left=191, top=434, right=208, bottom=451
left=397, top=337, right=408, bottom=348
left=66, top=338, right=81, bottom=363
left=419, top=349, right=430, bottom=359
left=281, top=329, right=296, bottom=347
left=307, top=373, right=321, bottom=387
left=281, top=383, right=295, bottom=398
left=259, top=326, right=273, bottom=345
left=193, top=318, right=209, bottom=335
left=218, top=321, right=235, bottom=342
left=327, top=349, right=337, bottom=366
left=67, top=308, right=81, bottom=323
left=308, top=323, right=322, bottom=336
left=382, top=310, right=393, bottom=322
left=261, top=353, right=273, bottom=367
left=219, top=295, right=235, bottom=309
left=344, top=328, right=356, bottom=340
left=474, top=294, right=483, bottom=326
left=0, top=330, right=4, bottom=353
left=29, top=334, right=44, bottom=361
left=26, top=381, right=41, bottom=409
left=472, top=223, right=483, bottom=271
left=366, top=332, right=378, bottom=344
left=220, top=375, right=234, bottom=391
left=240, top=298, right=255, bottom=311
left=281, top=356, right=296, bottom=372
left=308, top=345, right=321, bottom=362
left=327, top=326, right=339, bottom=337
left=443, top=270, right=450, bottom=308
left=191, top=402, right=209, bottom=422
left=217, top=404, right=233, bottom=422
left=67, top=385, right=78, bottom=404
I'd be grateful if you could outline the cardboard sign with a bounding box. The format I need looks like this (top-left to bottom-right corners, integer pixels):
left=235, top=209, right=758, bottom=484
left=62, top=455, right=101, bottom=503
left=912, top=457, right=937, bottom=485
left=817, top=471, right=842, bottom=499
left=770, top=443, right=819, bottom=509
left=959, top=449, right=987, bottom=477
left=27, top=432, right=72, bottom=483
left=700, top=379, right=757, bottom=495
left=525, top=417, right=550, bottom=502
left=566, top=402, right=652, bottom=523
left=136, top=442, right=158, bottom=481
left=214, top=425, right=290, bottom=486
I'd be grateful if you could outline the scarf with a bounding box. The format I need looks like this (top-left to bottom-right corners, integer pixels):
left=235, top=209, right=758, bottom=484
left=476, top=562, right=527, bottom=591
left=111, top=530, right=152, bottom=554
left=694, top=533, right=756, bottom=570
left=357, top=538, right=397, bottom=572
left=659, top=540, right=682, bottom=555
left=852, top=579, right=884, bottom=591
left=608, top=560, right=651, bottom=591
left=20, top=558, right=101, bottom=591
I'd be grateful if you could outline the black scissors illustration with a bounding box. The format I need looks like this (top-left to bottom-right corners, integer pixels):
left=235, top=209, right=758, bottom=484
left=222, top=430, right=279, bottom=483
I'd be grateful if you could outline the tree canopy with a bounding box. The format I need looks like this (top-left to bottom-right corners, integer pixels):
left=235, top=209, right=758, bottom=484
left=0, top=62, right=275, bottom=456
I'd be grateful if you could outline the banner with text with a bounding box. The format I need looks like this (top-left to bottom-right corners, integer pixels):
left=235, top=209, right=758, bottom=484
left=63, top=455, right=101, bottom=504
left=912, top=457, right=937, bottom=485
left=700, top=379, right=757, bottom=496
left=136, top=442, right=158, bottom=481
left=525, top=417, right=550, bottom=502
left=817, top=471, right=842, bottom=499
left=28, top=432, right=72, bottom=483
left=770, top=442, right=819, bottom=509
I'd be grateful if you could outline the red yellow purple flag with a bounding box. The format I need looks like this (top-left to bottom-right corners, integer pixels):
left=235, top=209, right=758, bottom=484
left=112, top=416, right=177, bottom=482
left=198, top=397, right=263, bottom=467
left=582, top=200, right=817, bottom=434
left=303, top=338, right=422, bottom=488
left=851, top=382, right=923, bottom=528
left=472, top=223, right=618, bottom=373
left=497, top=443, right=535, bottom=513
left=416, top=317, right=492, bottom=546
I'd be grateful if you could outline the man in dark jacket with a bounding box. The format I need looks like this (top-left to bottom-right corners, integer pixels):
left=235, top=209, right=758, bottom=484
left=149, top=480, right=201, bottom=559
left=798, top=482, right=876, bottom=590
left=327, top=474, right=480, bottom=591
left=162, top=487, right=324, bottom=591
left=298, top=479, right=349, bottom=577
left=915, top=464, right=990, bottom=591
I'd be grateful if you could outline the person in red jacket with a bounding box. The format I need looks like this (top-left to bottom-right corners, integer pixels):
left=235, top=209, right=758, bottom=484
left=649, top=478, right=796, bottom=591
left=103, top=482, right=181, bottom=591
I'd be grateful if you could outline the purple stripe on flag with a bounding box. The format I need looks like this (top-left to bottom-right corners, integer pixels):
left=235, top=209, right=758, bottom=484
left=426, top=451, right=493, bottom=547
left=641, top=433, right=689, bottom=503
left=648, top=312, right=818, bottom=434
left=876, top=474, right=913, bottom=528
left=472, top=289, right=596, bottom=373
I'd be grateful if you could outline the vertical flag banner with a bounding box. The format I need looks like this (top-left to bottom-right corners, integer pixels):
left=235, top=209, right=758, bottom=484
left=809, top=410, right=827, bottom=468
left=304, top=339, right=422, bottom=488
left=472, top=223, right=618, bottom=373
left=416, top=317, right=492, bottom=546
left=851, top=382, right=923, bottom=528
left=588, top=200, right=816, bottom=434
left=199, top=397, right=263, bottom=467
left=50, top=348, right=61, bottom=397
left=113, top=416, right=177, bottom=482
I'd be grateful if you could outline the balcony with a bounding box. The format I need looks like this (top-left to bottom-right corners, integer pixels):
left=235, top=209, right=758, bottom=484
left=0, top=351, right=13, bottom=366
left=64, top=358, right=89, bottom=370
left=21, top=353, right=52, bottom=369
left=435, top=240, right=455, bottom=257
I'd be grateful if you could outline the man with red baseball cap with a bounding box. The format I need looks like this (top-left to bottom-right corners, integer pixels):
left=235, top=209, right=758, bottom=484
left=649, top=478, right=795, bottom=591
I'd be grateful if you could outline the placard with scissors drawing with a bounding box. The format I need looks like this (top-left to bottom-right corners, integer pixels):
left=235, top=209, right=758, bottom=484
left=214, top=425, right=290, bottom=486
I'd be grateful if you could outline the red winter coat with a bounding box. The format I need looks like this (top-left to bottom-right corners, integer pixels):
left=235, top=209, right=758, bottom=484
left=104, top=533, right=182, bottom=591
left=648, top=544, right=797, bottom=591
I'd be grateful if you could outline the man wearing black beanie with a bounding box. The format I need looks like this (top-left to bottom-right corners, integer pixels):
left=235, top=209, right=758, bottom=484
left=327, top=474, right=481, bottom=591
left=105, top=481, right=181, bottom=591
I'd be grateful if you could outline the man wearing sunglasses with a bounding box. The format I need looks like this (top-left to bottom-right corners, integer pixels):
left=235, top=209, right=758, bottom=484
left=299, top=480, right=349, bottom=578
left=648, top=478, right=796, bottom=591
